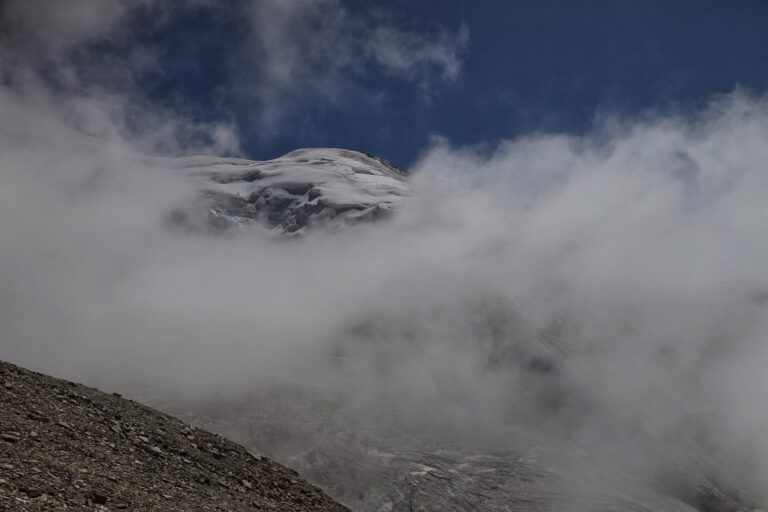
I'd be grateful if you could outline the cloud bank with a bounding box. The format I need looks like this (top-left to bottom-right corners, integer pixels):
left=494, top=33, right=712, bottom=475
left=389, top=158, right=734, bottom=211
left=3, top=84, right=768, bottom=502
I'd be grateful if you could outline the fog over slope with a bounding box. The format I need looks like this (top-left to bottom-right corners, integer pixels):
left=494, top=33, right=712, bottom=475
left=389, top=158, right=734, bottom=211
left=2, top=81, right=768, bottom=508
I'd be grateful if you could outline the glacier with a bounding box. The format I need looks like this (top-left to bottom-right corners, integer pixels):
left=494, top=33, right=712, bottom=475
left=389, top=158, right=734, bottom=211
left=164, top=148, right=409, bottom=235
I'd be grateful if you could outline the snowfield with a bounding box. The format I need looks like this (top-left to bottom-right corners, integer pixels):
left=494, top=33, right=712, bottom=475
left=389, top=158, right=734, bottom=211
left=165, top=148, right=410, bottom=235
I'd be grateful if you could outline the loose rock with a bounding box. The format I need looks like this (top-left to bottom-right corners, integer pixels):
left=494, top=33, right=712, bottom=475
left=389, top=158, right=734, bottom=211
left=0, top=359, right=349, bottom=511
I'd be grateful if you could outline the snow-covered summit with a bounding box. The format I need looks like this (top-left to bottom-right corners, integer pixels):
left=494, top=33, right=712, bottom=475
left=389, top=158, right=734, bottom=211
left=168, top=148, right=409, bottom=235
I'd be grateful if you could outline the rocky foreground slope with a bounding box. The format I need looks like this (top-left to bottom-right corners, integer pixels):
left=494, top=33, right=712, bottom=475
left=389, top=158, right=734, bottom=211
left=0, top=360, right=349, bottom=511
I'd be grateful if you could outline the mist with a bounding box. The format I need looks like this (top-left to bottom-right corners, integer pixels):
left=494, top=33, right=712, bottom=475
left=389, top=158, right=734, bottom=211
left=3, top=27, right=768, bottom=505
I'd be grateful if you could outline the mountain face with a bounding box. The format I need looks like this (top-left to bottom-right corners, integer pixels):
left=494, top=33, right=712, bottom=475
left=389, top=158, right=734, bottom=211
left=166, top=148, right=409, bottom=235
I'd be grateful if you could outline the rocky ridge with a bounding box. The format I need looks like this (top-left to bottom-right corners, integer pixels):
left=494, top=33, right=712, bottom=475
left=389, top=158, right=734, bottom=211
left=0, top=360, right=349, bottom=511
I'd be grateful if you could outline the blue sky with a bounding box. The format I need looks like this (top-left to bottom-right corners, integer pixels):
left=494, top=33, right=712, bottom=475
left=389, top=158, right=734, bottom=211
left=6, top=0, right=768, bottom=168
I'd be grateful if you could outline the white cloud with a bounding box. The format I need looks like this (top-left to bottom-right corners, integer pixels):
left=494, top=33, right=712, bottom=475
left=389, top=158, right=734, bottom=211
left=369, top=22, right=469, bottom=83
left=0, top=0, right=241, bottom=156
left=1, top=0, right=148, bottom=49
left=243, top=0, right=469, bottom=132
left=1, top=1, right=469, bottom=142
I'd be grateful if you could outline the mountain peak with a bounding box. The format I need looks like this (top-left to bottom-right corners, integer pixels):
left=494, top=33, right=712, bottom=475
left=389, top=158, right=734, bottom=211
left=168, top=148, right=410, bottom=235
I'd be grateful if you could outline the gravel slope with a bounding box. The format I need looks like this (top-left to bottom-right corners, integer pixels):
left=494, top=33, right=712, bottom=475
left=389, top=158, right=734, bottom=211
left=0, top=360, right=350, bottom=511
